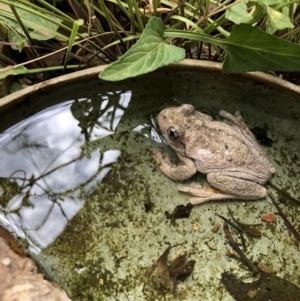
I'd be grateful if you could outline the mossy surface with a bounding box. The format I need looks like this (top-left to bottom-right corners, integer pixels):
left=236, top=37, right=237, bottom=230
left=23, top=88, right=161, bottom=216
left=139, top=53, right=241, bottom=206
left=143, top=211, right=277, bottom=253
left=0, top=70, right=300, bottom=300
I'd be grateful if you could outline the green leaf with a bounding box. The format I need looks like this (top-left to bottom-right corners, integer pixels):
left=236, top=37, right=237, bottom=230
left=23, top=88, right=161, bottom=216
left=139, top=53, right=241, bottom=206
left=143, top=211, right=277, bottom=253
left=63, top=19, right=84, bottom=71
left=252, top=0, right=282, bottom=5
left=0, top=65, right=28, bottom=80
left=266, top=6, right=294, bottom=34
left=99, top=17, right=186, bottom=81
left=225, top=2, right=254, bottom=24
left=164, top=25, right=300, bottom=73
left=0, top=2, right=66, bottom=50
left=18, top=39, right=26, bottom=52
left=9, top=81, right=23, bottom=94
left=222, top=24, right=300, bottom=73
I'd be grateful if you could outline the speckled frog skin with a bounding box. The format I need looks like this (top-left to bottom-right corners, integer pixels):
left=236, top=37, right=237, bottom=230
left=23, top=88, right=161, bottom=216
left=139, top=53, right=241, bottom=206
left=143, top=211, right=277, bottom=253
left=153, top=104, right=276, bottom=204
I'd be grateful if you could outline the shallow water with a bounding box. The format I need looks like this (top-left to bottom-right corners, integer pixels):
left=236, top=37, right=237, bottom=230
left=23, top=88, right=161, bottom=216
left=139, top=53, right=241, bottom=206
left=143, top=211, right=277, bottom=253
left=0, top=70, right=300, bottom=300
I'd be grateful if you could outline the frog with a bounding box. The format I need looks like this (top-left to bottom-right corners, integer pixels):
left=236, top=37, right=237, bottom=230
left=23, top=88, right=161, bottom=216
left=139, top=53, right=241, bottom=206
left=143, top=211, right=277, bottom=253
left=153, top=104, right=276, bottom=205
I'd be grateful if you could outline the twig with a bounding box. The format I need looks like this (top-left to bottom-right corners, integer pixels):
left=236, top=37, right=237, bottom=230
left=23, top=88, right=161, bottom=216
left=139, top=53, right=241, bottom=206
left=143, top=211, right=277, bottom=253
left=268, top=182, right=300, bottom=205
left=223, top=224, right=258, bottom=274
left=269, top=192, right=300, bottom=243
left=219, top=214, right=247, bottom=251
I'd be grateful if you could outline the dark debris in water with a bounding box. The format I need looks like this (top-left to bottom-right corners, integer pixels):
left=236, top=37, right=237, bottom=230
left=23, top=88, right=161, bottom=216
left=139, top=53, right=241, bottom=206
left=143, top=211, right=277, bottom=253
left=165, top=203, right=193, bottom=220
left=144, top=202, right=153, bottom=213
left=223, top=223, right=258, bottom=274
left=227, top=210, right=263, bottom=239
left=219, top=213, right=262, bottom=256
left=250, top=126, right=273, bottom=147
left=221, top=209, right=300, bottom=301
left=221, top=270, right=300, bottom=301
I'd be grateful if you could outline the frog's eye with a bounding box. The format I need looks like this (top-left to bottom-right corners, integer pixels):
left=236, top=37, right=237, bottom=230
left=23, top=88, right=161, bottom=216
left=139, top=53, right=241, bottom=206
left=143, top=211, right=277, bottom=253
left=167, top=127, right=179, bottom=140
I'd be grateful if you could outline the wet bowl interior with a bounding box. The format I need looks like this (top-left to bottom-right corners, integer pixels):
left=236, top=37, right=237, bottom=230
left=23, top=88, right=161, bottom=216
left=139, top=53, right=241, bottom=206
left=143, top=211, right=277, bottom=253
left=0, top=62, right=300, bottom=301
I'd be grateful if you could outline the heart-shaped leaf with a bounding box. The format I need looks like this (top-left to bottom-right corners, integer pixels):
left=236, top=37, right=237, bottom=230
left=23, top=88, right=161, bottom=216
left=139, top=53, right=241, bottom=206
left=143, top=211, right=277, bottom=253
left=99, top=17, right=186, bottom=81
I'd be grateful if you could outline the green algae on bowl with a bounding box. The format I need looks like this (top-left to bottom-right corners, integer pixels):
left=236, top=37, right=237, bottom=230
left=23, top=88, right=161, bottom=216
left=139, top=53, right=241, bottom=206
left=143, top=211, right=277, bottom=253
left=0, top=68, right=300, bottom=301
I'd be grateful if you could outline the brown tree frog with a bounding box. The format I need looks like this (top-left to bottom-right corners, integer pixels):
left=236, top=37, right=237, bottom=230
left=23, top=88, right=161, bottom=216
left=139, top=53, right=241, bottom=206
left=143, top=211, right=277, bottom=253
left=153, top=104, right=275, bottom=204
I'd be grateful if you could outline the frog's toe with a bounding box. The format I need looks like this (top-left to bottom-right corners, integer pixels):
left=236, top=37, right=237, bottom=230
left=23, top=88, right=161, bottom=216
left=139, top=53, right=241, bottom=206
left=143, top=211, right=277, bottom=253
left=153, top=148, right=163, bottom=161
left=189, top=194, right=233, bottom=204
left=179, top=183, right=239, bottom=204
left=178, top=183, right=219, bottom=196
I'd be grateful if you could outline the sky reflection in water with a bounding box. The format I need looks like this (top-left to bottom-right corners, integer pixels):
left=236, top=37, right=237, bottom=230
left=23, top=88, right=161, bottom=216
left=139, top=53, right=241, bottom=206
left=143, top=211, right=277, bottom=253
left=0, top=91, right=132, bottom=253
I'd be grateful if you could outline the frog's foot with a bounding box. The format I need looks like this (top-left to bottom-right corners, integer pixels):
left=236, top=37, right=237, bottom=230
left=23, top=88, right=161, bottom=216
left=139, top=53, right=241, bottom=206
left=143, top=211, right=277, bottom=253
left=153, top=148, right=167, bottom=165
left=178, top=183, right=234, bottom=204
left=219, top=110, right=246, bottom=129
left=219, top=110, right=264, bottom=149
left=153, top=149, right=197, bottom=181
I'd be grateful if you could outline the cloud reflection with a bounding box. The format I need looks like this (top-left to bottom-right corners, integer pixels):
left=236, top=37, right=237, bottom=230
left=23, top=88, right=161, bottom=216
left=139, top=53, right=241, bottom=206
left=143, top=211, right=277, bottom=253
left=0, top=91, right=131, bottom=253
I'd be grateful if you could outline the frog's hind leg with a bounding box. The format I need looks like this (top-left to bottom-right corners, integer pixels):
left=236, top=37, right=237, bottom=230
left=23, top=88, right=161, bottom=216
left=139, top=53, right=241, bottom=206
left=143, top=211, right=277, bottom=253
left=178, top=183, right=237, bottom=204
left=178, top=174, right=267, bottom=205
left=219, top=110, right=265, bottom=152
left=207, top=173, right=267, bottom=199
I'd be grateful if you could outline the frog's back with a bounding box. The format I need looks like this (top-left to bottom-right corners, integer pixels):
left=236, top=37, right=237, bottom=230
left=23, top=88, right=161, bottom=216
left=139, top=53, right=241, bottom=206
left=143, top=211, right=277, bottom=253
left=186, top=121, right=271, bottom=178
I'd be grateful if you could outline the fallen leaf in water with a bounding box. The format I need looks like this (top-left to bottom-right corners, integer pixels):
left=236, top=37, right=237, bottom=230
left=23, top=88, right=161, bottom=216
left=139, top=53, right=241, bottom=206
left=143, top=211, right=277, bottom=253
left=261, top=213, right=276, bottom=223
left=165, top=203, right=193, bottom=220
left=212, top=225, right=220, bottom=233
left=145, top=243, right=195, bottom=293
left=258, top=263, right=277, bottom=274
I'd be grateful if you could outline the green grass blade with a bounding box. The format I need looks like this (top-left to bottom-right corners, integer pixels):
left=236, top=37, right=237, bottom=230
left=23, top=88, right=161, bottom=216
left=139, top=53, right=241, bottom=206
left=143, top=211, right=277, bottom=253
left=102, top=34, right=141, bottom=50
left=0, top=52, right=16, bottom=65
left=0, top=1, right=67, bottom=41
left=0, top=64, right=86, bottom=80
left=128, top=0, right=144, bottom=30
left=169, top=15, right=204, bottom=32
left=63, top=19, right=84, bottom=73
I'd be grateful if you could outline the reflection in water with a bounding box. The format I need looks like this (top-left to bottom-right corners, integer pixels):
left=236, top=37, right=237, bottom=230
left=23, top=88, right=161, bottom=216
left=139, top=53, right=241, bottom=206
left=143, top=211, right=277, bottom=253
left=71, top=91, right=131, bottom=142
left=0, top=91, right=131, bottom=253
left=150, top=113, right=164, bottom=144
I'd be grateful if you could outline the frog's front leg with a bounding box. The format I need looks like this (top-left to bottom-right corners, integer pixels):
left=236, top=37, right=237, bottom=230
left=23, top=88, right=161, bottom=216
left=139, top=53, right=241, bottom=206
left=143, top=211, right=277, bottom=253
left=179, top=171, right=267, bottom=204
left=220, top=110, right=276, bottom=175
left=153, top=149, right=197, bottom=181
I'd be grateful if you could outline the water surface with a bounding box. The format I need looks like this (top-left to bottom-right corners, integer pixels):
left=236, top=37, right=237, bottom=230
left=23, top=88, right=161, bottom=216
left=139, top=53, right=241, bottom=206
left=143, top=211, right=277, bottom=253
left=0, top=70, right=300, bottom=300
